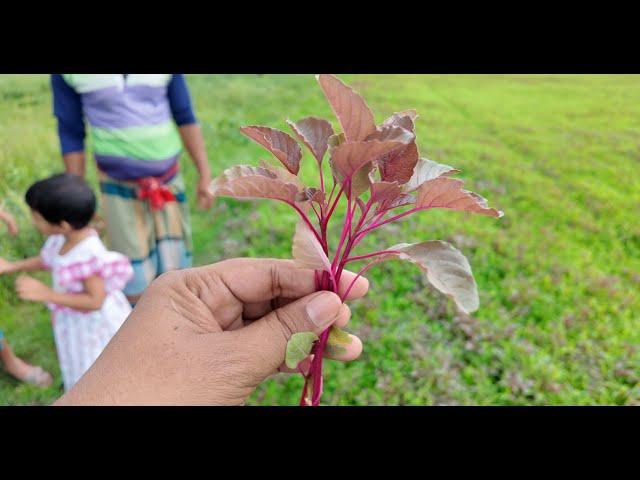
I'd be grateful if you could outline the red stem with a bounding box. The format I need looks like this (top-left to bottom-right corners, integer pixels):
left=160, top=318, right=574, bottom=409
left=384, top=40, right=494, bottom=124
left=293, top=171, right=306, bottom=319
left=319, top=161, right=325, bottom=193
left=310, top=328, right=330, bottom=405
left=344, top=250, right=400, bottom=264
left=301, top=178, right=417, bottom=406
left=331, top=182, right=353, bottom=272
left=340, top=259, right=384, bottom=302
left=310, top=202, right=321, bottom=222
left=326, top=180, right=338, bottom=206
left=325, top=182, right=346, bottom=225
left=352, top=207, right=421, bottom=248
left=300, top=377, right=310, bottom=406
left=353, top=198, right=373, bottom=236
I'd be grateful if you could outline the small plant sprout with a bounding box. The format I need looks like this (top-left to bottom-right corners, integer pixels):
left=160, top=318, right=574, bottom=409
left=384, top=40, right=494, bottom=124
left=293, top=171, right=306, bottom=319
left=210, top=74, right=503, bottom=406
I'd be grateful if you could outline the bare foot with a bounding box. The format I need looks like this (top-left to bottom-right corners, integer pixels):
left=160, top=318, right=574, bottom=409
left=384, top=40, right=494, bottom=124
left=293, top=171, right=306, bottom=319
left=4, top=356, right=53, bottom=387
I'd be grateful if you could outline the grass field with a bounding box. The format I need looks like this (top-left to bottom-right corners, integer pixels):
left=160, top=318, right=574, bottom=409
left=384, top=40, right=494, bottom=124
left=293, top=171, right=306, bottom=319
left=0, top=74, right=638, bottom=405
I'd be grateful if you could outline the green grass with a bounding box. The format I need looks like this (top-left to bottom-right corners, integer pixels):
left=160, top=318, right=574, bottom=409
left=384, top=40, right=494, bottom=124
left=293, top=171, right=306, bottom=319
left=1, top=74, right=638, bottom=405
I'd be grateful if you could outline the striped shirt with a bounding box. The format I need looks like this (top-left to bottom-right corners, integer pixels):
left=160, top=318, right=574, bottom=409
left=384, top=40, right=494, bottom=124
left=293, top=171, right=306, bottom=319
left=51, top=74, right=197, bottom=180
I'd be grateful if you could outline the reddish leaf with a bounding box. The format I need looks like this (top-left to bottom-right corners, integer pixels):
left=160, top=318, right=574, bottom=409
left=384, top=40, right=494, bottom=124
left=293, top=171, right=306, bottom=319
left=297, top=187, right=325, bottom=204
left=287, top=117, right=334, bottom=164
left=292, top=220, right=331, bottom=272
left=258, top=160, right=303, bottom=188
left=209, top=165, right=301, bottom=204
left=383, top=241, right=480, bottom=314
left=403, top=158, right=460, bottom=193
left=376, top=141, right=420, bottom=185
left=351, top=162, right=377, bottom=198
left=327, top=132, right=345, bottom=150
left=387, top=193, right=415, bottom=210
left=240, top=125, right=302, bottom=174
left=366, top=125, right=415, bottom=144
left=317, top=74, right=376, bottom=142
left=382, top=109, right=418, bottom=131
left=370, top=181, right=402, bottom=210
left=326, top=133, right=346, bottom=180
left=416, top=177, right=503, bottom=217
left=330, top=140, right=406, bottom=181
left=362, top=122, right=418, bottom=186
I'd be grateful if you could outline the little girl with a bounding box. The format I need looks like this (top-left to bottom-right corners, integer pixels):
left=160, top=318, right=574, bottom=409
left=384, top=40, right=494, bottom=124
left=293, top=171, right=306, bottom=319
left=0, top=174, right=133, bottom=391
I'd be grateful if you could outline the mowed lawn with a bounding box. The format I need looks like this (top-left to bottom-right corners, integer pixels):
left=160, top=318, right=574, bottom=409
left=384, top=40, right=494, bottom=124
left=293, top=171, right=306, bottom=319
left=0, top=74, right=638, bottom=406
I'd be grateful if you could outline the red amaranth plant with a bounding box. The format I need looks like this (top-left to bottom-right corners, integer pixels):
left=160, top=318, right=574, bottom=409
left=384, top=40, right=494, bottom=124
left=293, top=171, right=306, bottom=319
left=210, top=74, right=503, bottom=406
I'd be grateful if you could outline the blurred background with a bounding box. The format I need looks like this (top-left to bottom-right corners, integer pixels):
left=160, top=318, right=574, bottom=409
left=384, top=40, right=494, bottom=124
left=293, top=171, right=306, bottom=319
left=0, top=74, right=638, bottom=405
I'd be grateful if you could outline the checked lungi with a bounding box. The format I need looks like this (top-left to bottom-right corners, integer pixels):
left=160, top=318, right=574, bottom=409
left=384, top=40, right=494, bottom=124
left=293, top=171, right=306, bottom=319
left=99, top=171, right=193, bottom=297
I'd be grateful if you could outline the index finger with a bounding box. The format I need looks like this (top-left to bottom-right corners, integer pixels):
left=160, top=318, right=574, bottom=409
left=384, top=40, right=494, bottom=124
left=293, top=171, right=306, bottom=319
left=198, top=258, right=369, bottom=304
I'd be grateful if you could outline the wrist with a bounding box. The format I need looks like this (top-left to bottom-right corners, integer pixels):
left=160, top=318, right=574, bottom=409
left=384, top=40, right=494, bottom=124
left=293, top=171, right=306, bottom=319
left=42, top=288, right=56, bottom=303
left=198, top=164, right=211, bottom=179
left=198, top=173, right=211, bottom=187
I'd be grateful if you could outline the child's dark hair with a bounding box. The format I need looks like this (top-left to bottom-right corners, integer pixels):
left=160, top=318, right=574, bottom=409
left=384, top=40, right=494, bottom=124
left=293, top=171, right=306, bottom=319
left=25, top=173, right=96, bottom=229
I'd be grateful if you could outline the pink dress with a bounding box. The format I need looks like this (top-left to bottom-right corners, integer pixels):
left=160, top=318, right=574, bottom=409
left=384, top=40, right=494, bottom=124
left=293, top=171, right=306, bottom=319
left=40, top=231, right=133, bottom=391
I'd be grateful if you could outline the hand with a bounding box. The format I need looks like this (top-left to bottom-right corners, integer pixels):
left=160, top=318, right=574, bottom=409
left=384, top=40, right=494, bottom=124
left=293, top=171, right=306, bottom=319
left=0, top=257, right=15, bottom=275
left=0, top=211, right=18, bottom=236
left=15, top=275, right=53, bottom=303
left=55, top=258, right=369, bottom=406
left=196, top=175, right=215, bottom=210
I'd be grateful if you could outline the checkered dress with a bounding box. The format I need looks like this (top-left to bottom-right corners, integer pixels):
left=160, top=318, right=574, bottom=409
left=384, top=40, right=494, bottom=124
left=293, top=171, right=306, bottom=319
left=40, top=232, right=133, bottom=391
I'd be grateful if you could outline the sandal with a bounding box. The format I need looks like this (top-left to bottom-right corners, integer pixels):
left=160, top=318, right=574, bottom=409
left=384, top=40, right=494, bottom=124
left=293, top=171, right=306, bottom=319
left=23, top=366, right=53, bottom=387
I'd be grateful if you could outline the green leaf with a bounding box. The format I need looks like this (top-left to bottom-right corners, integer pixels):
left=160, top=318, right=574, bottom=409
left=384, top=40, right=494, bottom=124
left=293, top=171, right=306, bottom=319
left=285, top=332, right=319, bottom=369
left=325, top=326, right=353, bottom=357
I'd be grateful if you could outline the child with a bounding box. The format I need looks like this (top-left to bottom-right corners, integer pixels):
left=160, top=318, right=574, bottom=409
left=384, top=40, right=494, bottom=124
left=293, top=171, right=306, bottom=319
left=0, top=208, right=53, bottom=387
left=0, top=174, right=133, bottom=391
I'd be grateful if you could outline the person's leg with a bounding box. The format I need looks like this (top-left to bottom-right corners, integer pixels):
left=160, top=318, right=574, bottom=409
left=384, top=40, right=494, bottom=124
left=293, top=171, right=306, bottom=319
left=0, top=332, right=53, bottom=387
left=99, top=174, right=158, bottom=307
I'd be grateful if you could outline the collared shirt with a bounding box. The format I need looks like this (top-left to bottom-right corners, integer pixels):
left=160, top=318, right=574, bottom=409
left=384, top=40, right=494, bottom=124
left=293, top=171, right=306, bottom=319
left=51, top=74, right=197, bottom=180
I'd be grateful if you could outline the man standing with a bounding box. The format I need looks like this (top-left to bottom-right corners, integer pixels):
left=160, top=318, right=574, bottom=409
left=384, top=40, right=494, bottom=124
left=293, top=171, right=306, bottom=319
left=51, top=74, right=214, bottom=305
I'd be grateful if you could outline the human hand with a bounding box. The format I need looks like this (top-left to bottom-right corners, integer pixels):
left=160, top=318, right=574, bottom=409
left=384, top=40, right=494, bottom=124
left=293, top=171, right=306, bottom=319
left=196, top=175, right=215, bottom=210
left=0, top=257, right=15, bottom=275
left=15, top=275, right=53, bottom=302
left=55, top=258, right=369, bottom=406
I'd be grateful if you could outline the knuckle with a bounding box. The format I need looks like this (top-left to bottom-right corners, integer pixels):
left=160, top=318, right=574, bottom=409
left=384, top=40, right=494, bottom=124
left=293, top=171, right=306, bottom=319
left=268, top=260, right=284, bottom=299
left=270, top=307, right=299, bottom=340
left=153, top=269, right=183, bottom=288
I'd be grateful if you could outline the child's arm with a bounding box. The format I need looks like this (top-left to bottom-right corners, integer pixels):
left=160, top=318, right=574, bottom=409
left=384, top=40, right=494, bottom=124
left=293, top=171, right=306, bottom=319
left=16, top=274, right=107, bottom=312
left=0, top=209, right=18, bottom=236
left=0, top=255, right=45, bottom=275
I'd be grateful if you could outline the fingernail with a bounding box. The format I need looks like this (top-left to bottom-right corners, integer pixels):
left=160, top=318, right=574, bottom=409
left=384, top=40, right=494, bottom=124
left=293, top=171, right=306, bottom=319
left=306, top=292, right=341, bottom=329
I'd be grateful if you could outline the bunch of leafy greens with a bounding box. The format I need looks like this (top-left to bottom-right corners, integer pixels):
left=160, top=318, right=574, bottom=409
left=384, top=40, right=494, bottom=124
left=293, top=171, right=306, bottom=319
left=210, top=74, right=503, bottom=406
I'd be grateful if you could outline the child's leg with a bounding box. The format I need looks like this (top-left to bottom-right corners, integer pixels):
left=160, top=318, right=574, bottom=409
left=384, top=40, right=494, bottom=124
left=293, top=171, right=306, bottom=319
left=0, top=332, right=20, bottom=366
left=0, top=336, right=53, bottom=387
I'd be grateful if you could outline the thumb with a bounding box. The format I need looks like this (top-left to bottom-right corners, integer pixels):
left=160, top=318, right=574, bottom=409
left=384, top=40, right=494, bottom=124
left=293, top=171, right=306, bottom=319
left=233, top=291, right=343, bottom=378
